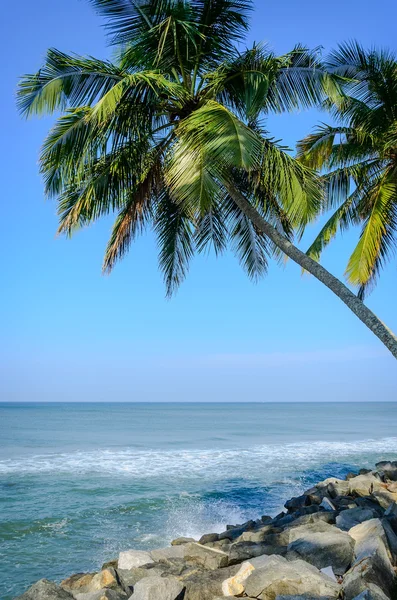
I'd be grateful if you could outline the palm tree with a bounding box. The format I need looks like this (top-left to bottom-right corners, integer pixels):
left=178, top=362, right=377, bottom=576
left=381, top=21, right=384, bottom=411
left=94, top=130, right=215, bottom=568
left=17, top=1, right=397, bottom=359
left=298, top=42, right=397, bottom=301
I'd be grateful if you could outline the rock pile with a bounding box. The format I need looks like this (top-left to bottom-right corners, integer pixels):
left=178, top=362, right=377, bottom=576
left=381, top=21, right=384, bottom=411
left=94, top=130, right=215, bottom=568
left=15, top=460, right=397, bottom=600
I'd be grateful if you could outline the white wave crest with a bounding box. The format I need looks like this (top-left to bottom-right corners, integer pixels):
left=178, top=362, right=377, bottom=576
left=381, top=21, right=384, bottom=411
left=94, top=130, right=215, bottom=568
left=1, top=437, right=396, bottom=478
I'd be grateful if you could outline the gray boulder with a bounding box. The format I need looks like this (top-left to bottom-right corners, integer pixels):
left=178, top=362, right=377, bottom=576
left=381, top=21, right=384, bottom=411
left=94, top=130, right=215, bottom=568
left=130, top=576, right=184, bottom=600
left=183, top=565, right=239, bottom=600
left=184, top=542, right=228, bottom=570
left=171, top=537, right=196, bottom=546
left=198, top=533, right=219, bottom=545
left=376, top=460, right=397, bottom=481
left=351, top=585, right=391, bottom=600
left=117, top=567, right=165, bottom=595
left=371, top=489, right=397, bottom=510
left=336, top=507, right=376, bottom=531
left=346, top=518, right=396, bottom=596
left=243, top=555, right=340, bottom=599
left=287, top=523, right=354, bottom=576
left=149, top=546, right=186, bottom=562
left=348, top=474, right=383, bottom=497
left=14, top=580, right=74, bottom=600
left=74, top=591, right=126, bottom=600
left=228, top=540, right=287, bottom=565
left=118, top=551, right=154, bottom=570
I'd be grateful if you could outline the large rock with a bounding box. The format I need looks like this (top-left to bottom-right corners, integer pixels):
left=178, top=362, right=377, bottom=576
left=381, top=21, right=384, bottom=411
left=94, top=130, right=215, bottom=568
left=342, top=558, right=394, bottom=600
left=61, top=575, right=96, bottom=595
left=171, top=537, right=196, bottom=546
left=118, top=550, right=154, bottom=570
left=287, top=522, right=354, bottom=575
left=184, top=543, right=228, bottom=570
left=243, top=555, right=340, bottom=599
left=222, top=555, right=277, bottom=596
left=351, top=585, right=391, bottom=600
left=198, top=533, right=219, bottom=545
left=228, top=540, right=287, bottom=565
left=183, top=566, right=239, bottom=600
left=348, top=474, right=383, bottom=497
left=129, top=576, right=184, bottom=600
left=336, top=507, right=376, bottom=531
left=117, top=567, right=165, bottom=595
left=149, top=546, right=186, bottom=562
left=376, top=461, right=397, bottom=481
left=371, top=489, right=397, bottom=510
left=74, top=591, right=126, bottom=600
left=62, top=569, right=123, bottom=598
left=14, top=580, right=74, bottom=600
left=346, top=518, right=396, bottom=596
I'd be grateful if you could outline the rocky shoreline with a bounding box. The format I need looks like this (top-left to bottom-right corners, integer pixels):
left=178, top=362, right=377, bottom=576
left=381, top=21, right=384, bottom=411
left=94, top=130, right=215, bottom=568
left=15, top=461, right=397, bottom=600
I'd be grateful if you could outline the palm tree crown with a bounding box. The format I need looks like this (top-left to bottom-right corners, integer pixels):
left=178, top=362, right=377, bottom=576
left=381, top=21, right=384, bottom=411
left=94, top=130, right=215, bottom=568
left=298, top=42, right=397, bottom=298
left=17, top=0, right=337, bottom=295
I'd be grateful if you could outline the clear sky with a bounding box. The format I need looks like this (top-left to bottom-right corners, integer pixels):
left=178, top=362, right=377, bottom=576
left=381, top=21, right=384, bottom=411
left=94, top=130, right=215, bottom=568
left=1, top=0, right=396, bottom=402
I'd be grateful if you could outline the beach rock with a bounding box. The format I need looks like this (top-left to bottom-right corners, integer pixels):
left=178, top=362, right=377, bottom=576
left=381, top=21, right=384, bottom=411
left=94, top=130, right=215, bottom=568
left=284, top=494, right=311, bottom=512
left=74, top=591, right=126, bottom=600
left=287, top=523, right=354, bottom=575
left=376, top=461, right=397, bottom=481
left=14, top=579, right=74, bottom=600
left=129, top=576, right=184, bottom=600
left=279, top=510, right=336, bottom=530
left=342, top=558, right=394, bottom=599
left=236, top=527, right=286, bottom=545
left=320, top=497, right=336, bottom=511
left=346, top=518, right=396, bottom=596
left=382, top=517, right=397, bottom=562
left=171, top=537, right=196, bottom=546
left=184, top=543, right=228, bottom=570
left=371, top=489, right=397, bottom=510
left=222, top=555, right=279, bottom=596
left=385, top=501, right=397, bottom=516
left=228, top=540, right=287, bottom=565
left=117, top=567, right=165, bottom=594
left=61, top=574, right=96, bottom=594
left=118, top=551, right=154, bottom=570
left=183, top=566, right=239, bottom=600
left=346, top=472, right=359, bottom=480
left=243, top=555, right=340, bottom=599
left=336, top=507, right=376, bottom=531
left=350, top=585, right=391, bottom=600
left=198, top=533, right=219, bottom=545
left=348, top=474, right=382, bottom=497
left=219, top=521, right=256, bottom=541
left=150, top=546, right=186, bottom=562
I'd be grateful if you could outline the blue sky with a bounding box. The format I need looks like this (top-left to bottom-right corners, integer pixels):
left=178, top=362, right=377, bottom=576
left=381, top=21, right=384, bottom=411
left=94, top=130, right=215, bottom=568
left=1, top=0, right=396, bottom=402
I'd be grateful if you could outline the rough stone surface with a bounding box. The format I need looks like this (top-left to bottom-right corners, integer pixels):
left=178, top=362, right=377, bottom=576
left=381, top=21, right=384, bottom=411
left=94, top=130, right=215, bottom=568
left=183, top=566, right=239, bottom=600
left=243, top=555, right=340, bottom=599
left=117, top=567, right=165, bottom=594
left=61, top=574, right=96, bottom=594
left=198, top=533, right=219, bottom=545
left=350, top=585, right=391, bottom=600
left=336, top=507, right=376, bottom=531
left=129, top=576, right=184, bottom=600
left=184, top=543, right=228, bottom=570
left=228, top=541, right=287, bottom=565
left=346, top=519, right=396, bottom=596
left=14, top=580, right=74, bottom=600
left=371, top=489, right=397, bottom=510
left=348, top=475, right=383, bottom=497
left=171, top=537, right=196, bottom=546
left=74, top=591, right=126, bottom=600
left=118, top=550, right=154, bottom=570
left=376, top=461, right=397, bottom=481
left=287, top=524, right=354, bottom=575
left=150, top=546, right=186, bottom=562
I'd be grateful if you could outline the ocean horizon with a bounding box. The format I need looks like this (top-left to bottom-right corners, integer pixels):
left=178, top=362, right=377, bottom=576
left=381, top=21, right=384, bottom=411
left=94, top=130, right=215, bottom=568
left=1, top=401, right=397, bottom=599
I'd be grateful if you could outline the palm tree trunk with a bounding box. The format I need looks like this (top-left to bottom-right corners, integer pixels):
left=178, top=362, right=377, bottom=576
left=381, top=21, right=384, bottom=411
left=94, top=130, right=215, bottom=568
left=228, top=185, right=397, bottom=360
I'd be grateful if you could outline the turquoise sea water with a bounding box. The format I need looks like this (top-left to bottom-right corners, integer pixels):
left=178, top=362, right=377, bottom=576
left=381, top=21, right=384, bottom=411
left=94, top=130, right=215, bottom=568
left=1, top=402, right=397, bottom=599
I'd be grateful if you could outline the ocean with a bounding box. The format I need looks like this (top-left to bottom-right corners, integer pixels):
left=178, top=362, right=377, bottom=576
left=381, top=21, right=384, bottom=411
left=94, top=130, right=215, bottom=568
left=0, top=401, right=396, bottom=599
